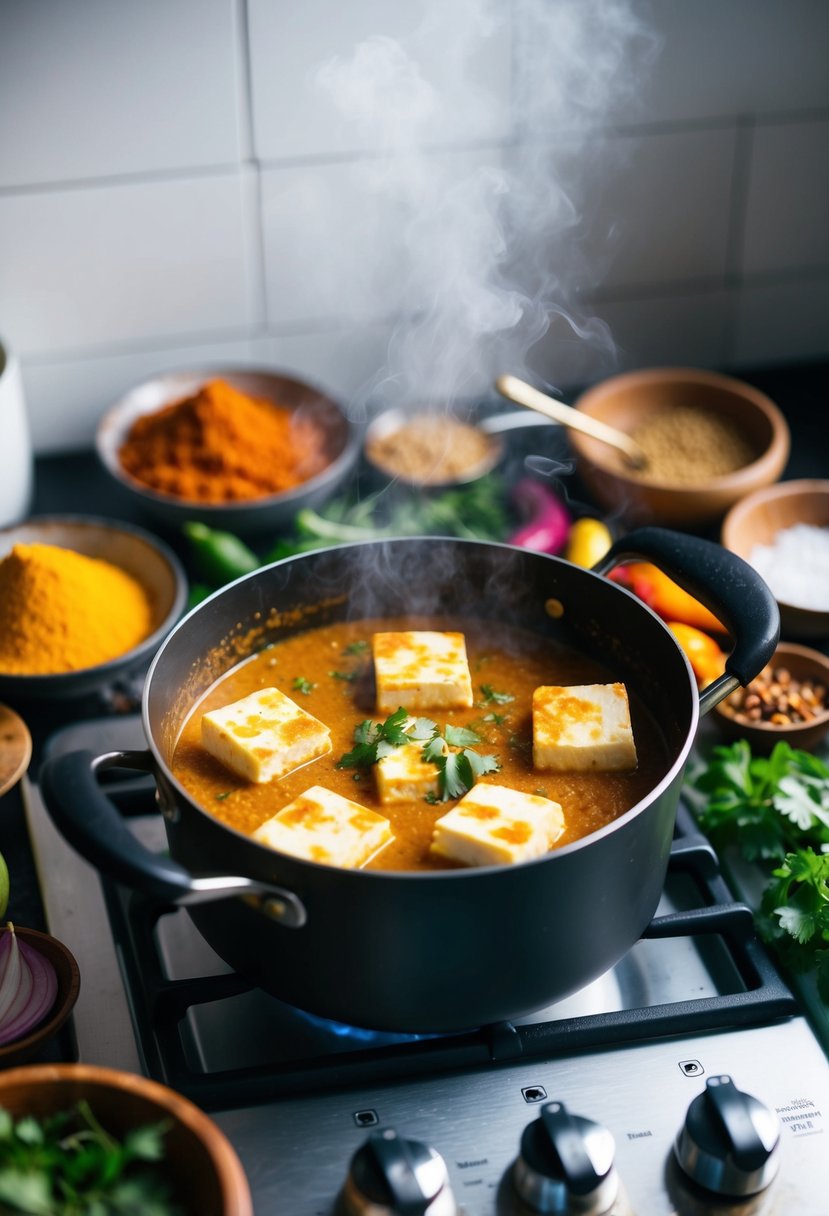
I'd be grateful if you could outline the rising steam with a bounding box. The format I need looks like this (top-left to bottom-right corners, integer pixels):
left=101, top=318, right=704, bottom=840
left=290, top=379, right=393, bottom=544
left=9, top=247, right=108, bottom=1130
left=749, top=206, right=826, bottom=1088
left=315, top=0, right=658, bottom=411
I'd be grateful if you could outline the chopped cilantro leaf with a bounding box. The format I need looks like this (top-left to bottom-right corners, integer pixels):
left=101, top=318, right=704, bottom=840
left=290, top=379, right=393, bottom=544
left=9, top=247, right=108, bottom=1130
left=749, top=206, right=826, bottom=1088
left=330, top=670, right=357, bottom=682
left=337, top=708, right=436, bottom=769
left=344, top=640, right=369, bottom=655
left=480, top=683, right=514, bottom=704
left=292, top=676, right=316, bottom=695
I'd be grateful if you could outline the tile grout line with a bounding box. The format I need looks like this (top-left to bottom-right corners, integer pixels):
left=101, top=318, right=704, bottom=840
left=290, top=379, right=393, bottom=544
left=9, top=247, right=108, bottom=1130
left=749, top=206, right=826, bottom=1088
left=233, top=0, right=269, bottom=330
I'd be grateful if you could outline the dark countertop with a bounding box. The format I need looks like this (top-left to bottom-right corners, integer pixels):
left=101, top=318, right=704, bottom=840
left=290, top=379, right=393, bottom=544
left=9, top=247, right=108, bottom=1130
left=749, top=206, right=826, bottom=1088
left=1, top=360, right=828, bottom=1042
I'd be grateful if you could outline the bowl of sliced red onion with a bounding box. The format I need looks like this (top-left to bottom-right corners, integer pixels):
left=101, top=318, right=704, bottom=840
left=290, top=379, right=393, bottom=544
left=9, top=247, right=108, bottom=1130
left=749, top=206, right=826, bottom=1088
left=0, top=923, right=80, bottom=1066
left=722, top=479, right=829, bottom=640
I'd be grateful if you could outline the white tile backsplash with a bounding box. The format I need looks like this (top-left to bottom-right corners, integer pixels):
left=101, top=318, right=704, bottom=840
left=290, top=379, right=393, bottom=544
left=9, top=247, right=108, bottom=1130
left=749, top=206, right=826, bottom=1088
left=0, top=0, right=242, bottom=188
left=1, top=0, right=828, bottom=451
left=248, top=0, right=511, bottom=161
left=618, top=0, right=829, bottom=126
left=0, top=172, right=259, bottom=358
left=741, top=118, right=829, bottom=276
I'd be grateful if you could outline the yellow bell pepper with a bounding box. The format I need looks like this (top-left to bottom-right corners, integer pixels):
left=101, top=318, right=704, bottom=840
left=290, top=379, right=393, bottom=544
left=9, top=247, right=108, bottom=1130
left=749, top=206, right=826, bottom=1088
left=565, top=517, right=613, bottom=568
left=667, top=622, right=727, bottom=687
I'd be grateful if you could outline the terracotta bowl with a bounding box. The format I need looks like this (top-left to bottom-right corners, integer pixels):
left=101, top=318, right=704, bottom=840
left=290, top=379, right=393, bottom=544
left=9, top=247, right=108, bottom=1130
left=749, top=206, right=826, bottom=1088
left=96, top=367, right=360, bottom=535
left=0, top=1063, right=253, bottom=1215
left=570, top=367, right=790, bottom=528
left=0, top=515, right=187, bottom=700
left=721, top=479, right=829, bottom=639
left=0, top=926, right=80, bottom=1068
left=713, top=642, right=829, bottom=755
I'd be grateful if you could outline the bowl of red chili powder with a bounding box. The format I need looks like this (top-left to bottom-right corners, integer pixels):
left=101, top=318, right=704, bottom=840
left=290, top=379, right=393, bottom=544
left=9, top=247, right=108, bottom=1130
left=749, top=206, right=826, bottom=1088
left=96, top=369, right=360, bottom=536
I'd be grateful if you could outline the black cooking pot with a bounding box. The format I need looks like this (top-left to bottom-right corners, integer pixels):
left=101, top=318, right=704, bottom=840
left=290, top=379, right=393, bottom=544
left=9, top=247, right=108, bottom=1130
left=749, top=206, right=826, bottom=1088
left=40, top=528, right=778, bottom=1033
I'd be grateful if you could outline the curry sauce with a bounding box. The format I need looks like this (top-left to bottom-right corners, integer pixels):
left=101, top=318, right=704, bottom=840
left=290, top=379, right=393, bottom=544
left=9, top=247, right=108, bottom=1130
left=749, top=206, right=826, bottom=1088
left=172, top=615, right=669, bottom=871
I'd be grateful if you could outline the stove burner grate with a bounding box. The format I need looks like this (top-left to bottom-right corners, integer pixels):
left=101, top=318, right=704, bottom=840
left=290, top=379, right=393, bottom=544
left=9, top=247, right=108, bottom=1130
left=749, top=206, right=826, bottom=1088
left=98, top=800, right=797, bottom=1113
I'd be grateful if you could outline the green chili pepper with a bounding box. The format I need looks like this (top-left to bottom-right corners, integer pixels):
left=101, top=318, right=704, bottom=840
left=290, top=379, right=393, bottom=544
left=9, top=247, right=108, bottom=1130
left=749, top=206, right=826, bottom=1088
left=184, top=521, right=259, bottom=585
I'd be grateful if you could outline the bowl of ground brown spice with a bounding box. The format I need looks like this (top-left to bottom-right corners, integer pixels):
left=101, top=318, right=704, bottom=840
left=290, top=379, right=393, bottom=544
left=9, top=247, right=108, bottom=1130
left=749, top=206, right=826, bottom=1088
left=569, top=367, right=790, bottom=528
left=0, top=516, right=187, bottom=700
left=96, top=369, right=360, bottom=535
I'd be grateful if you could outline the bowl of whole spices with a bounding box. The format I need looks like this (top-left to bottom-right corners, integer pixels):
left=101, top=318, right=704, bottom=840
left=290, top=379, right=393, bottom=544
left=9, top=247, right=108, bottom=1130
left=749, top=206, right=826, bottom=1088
left=569, top=367, right=790, bottom=527
left=713, top=641, right=829, bottom=754
left=0, top=516, right=186, bottom=700
left=96, top=368, right=360, bottom=535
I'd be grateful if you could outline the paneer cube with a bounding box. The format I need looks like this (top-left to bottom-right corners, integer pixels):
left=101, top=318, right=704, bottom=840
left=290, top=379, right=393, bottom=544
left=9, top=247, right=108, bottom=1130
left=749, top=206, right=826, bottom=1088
left=252, top=785, right=393, bottom=867
left=532, top=682, right=637, bottom=772
left=431, top=783, right=564, bottom=867
left=201, top=687, right=331, bottom=783
left=375, top=739, right=444, bottom=805
left=373, top=631, right=473, bottom=712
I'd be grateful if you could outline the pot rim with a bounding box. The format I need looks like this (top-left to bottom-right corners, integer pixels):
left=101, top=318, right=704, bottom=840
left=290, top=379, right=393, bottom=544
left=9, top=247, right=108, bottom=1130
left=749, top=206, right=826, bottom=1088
left=142, top=536, right=701, bottom=880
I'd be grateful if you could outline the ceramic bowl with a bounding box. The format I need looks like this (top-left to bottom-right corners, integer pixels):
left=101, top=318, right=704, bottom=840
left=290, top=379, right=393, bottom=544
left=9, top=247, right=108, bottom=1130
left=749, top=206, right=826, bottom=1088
left=0, top=1062, right=253, bottom=1215
left=570, top=367, right=790, bottom=528
left=96, top=367, right=360, bottom=535
left=721, top=479, right=829, bottom=639
left=0, top=515, right=187, bottom=700
left=713, top=641, right=829, bottom=755
left=0, top=927, right=80, bottom=1068
left=362, top=407, right=505, bottom=489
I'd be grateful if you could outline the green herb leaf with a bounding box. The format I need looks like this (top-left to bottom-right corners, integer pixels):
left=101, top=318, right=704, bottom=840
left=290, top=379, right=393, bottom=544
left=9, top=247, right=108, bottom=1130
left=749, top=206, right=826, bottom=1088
left=343, top=640, right=369, bottom=655
left=444, top=725, right=481, bottom=747
left=480, top=683, right=514, bottom=705
left=292, top=676, right=316, bottom=696
left=329, top=670, right=357, bottom=682
left=337, top=709, right=436, bottom=770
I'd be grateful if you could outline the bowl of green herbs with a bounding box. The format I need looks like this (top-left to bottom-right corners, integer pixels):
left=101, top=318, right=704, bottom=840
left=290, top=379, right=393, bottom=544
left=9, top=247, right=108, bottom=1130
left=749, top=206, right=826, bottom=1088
left=0, top=1064, right=252, bottom=1215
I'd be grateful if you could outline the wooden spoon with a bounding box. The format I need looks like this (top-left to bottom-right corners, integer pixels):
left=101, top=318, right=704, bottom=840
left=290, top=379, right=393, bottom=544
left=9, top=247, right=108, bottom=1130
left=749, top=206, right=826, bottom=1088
left=495, top=374, right=648, bottom=471
left=0, top=705, right=32, bottom=798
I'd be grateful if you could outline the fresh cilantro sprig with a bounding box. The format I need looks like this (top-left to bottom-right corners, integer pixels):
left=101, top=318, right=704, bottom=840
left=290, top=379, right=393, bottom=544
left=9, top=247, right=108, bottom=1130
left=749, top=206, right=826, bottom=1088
left=688, top=739, right=829, bottom=1001
left=337, top=711, right=499, bottom=801
left=479, top=684, right=514, bottom=705
left=760, top=849, right=829, bottom=1001
left=337, top=709, right=435, bottom=769
left=0, top=1101, right=181, bottom=1215
left=422, top=724, right=500, bottom=801
left=689, top=739, right=829, bottom=863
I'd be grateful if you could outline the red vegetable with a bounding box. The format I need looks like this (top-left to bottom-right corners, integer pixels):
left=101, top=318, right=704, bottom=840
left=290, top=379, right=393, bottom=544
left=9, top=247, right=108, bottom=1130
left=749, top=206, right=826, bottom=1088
left=0, top=923, right=58, bottom=1045
left=508, top=478, right=571, bottom=554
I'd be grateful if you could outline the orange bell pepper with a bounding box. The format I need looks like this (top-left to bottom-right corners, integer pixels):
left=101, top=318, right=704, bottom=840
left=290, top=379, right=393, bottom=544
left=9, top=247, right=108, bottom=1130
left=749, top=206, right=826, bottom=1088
left=614, top=562, right=726, bottom=634
left=667, top=622, right=727, bottom=687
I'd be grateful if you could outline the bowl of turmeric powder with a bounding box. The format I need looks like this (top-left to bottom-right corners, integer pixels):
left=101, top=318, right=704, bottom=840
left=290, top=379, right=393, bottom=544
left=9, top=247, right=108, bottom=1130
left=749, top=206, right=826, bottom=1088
left=570, top=367, right=790, bottom=528
left=0, top=516, right=187, bottom=699
left=95, top=369, right=360, bottom=536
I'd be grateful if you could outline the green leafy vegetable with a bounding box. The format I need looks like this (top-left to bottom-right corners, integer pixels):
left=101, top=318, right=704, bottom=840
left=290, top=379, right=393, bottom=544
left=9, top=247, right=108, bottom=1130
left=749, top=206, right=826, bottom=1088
left=0, top=1100, right=181, bottom=1215
left=688, top=739, right=829, bottom=1000
left=329, top=670, right=357, bottom=682
left=689, top=740, right=829, bottom=862
left=760, top=850, right=829, bottom=1001
left=182, top=477, right=511, bottom=592
left=343, top=640, right=368, bottom=655
left=291, top=677, right=316, bottom=696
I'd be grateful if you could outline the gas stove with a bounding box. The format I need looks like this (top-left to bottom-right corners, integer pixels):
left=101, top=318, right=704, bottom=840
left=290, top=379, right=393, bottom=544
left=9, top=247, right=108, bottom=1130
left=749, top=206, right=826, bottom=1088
left=24, top=715, right=829, bottom=1215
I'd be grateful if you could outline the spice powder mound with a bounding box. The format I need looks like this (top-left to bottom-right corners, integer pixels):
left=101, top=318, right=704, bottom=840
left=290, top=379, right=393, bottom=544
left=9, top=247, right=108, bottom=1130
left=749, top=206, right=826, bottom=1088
left=0, top=542, right=154, bottom=675
left=118, top=378, right=329, bottom=503
left=626, top=405, right=758, bottom=485
left=366, top=416, right=497, bottom=485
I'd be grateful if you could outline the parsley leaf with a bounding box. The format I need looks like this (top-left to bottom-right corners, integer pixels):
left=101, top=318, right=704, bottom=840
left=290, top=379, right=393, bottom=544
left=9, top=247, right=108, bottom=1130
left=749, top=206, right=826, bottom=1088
left=292, top=676, right=316, bottom=696
left=421, top=725, right=499, bottom=801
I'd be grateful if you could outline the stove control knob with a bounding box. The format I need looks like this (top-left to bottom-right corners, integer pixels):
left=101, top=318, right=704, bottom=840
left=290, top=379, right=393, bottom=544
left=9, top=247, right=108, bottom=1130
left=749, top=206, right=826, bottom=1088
left=339, top=1127, right=457, bottom=1216
left=511, top=1100, right=618, bottom=1213
left=674, top=1074, right=780, bottom=1197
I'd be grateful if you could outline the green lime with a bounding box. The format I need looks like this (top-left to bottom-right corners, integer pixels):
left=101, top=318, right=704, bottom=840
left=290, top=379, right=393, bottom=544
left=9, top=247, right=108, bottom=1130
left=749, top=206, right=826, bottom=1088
left=0, top=851, right=9, bottom=920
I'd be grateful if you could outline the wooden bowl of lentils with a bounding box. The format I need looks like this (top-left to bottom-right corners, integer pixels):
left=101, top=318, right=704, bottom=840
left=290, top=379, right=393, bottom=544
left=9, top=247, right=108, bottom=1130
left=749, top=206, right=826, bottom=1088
left=713, top=642, right=829, bottom=754
left=569, top=367, right=790, bottom=528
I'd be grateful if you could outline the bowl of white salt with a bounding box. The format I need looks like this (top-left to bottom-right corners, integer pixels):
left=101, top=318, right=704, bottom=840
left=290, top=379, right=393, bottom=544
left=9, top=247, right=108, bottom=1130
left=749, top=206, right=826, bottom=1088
left=722, top=479, right=829, bottom=639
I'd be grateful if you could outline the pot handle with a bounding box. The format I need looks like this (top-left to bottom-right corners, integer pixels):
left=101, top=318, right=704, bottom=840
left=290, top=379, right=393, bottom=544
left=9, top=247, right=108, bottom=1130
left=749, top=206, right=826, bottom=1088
left=38, top=748, right=307, bottom=928
left=594, top=526, right=780, bottom=716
